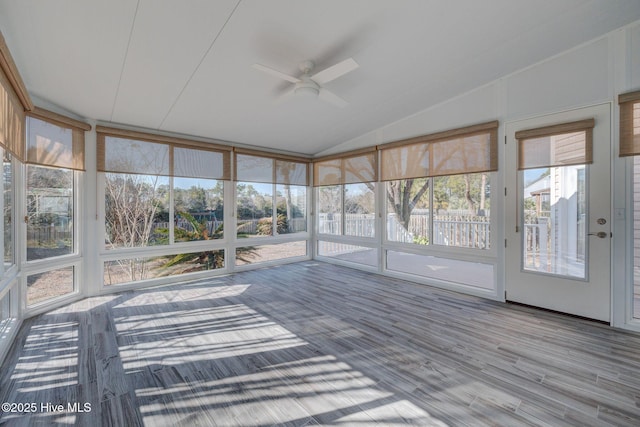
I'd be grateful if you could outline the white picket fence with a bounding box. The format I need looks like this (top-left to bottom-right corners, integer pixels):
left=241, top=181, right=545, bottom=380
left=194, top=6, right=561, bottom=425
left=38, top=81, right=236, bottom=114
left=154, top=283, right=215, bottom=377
left=319, top=212, right=491, bottom=249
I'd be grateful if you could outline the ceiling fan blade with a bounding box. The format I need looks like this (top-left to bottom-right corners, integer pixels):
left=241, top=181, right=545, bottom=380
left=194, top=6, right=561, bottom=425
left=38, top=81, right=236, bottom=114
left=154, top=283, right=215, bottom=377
left=310, top=58, right=359, bottom=85
left=318, top=88, right=348, bottom=108
left=252, top=63, right=300, bottom=83
left=275, top=87, right=296, bottom=105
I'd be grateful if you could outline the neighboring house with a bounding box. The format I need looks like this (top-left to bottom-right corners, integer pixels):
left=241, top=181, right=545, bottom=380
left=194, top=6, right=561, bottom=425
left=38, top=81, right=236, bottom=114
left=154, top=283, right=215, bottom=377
left=522, top=131, right=588, bottom=275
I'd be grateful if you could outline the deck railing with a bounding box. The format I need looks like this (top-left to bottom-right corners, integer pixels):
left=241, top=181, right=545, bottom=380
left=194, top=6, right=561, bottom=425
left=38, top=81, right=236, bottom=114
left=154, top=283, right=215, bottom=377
left=523, top=221, right=549, bottom=271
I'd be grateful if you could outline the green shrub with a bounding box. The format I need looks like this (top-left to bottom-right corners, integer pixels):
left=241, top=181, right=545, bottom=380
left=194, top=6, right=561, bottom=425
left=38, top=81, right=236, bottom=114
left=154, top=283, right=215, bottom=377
left=413, top=235, right=429, bottom=245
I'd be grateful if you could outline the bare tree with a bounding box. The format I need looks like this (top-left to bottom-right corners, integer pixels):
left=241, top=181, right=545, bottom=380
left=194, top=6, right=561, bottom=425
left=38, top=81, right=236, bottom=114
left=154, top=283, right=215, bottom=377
left=104, top=173, right=164, bottom=282
left=386, top=179, right=430, bottom=230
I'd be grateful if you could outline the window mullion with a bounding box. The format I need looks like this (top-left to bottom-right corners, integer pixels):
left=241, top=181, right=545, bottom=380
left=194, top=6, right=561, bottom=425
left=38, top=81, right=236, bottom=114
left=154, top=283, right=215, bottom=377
left=342, top=185, right=346, bottom=236
left=273, top=183, right=277, bottom=236
left=169, top=177, right=174, bottom=245
left=429, top=178, right=433, bottom=245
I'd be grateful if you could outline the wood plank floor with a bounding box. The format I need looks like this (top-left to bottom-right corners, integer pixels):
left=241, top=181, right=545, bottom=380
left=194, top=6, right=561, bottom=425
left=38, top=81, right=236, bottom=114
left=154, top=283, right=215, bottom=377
left=1, top=261, right=640, bottom=426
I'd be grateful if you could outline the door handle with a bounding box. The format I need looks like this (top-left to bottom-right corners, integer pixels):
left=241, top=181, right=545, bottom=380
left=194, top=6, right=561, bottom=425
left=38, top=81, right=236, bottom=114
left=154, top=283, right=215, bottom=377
left=587, top=231, right=608, bottom=238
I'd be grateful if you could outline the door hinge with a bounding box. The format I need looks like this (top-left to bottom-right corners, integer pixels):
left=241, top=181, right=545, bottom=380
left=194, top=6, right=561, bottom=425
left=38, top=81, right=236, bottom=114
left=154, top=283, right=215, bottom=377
left=504, top=187, right=507, bottom=196
left=504, top=135, right=507, bottom=145
left=504, top=239, right=507, bottom=248
left=504, top=290, right=507, bottom=300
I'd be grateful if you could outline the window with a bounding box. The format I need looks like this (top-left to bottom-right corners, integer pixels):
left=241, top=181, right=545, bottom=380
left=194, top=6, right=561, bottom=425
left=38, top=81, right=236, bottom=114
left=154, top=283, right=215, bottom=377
left=99, top=129, right=230, bottom=248
left=277, top=184, right=307, bottom=233
left=433, top=173, right=491, bottom=248
left=236, top=182, right=273, bottom=237
left=386, top=250, right=494, bottom=289
left=26, top=165, right=74, bottom=260
left=104, top=172, right=169, bottom=248
left=235, top=241, right=307, bottom=266
left=315, top=150, right=377, bottom=238
left=104, top=250, right=225, bottom=286
left=25, top=114, right=87, bottom=262
left=235, top=152, right=308, bottom=238
left=317, top=183, right=375, bottom=237
left=318, top=186, right=342, bottom=235
left=344, top=183, right=375, bottom=237
left=174, top=177, right=224, bottom=242
left=0, top=289, right=11, bottom=334
left=317, top=242, right=378, bottom=267
left=386, top=174, right=491, bottom=248
left=98, top=127, right=231, bottom=284
left=3, top=149, right=13, bottom=269
left=23, top=112, right=88, bottom=304
left=386, top=178, right=430, bottom=244
left=380, top=121, right=498, bottom=249
left=26, top=266, right=74, bottom=306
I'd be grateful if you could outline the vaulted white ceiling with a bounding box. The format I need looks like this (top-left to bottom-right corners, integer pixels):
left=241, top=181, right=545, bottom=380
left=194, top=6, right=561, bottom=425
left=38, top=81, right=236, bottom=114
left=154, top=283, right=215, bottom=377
left=1, top=0, right=639, bottom=155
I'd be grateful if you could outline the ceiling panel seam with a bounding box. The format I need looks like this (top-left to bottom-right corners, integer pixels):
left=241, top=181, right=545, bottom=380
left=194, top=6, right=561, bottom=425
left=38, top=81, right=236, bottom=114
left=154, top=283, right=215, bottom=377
left=157, top=0, right=242, bottom=130
left=109, top=0, right=141, bottom=122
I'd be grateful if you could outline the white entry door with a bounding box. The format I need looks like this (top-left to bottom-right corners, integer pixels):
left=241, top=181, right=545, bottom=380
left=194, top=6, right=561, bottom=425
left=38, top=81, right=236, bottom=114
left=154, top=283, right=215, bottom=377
left=505, top=104, right=611, bottom=322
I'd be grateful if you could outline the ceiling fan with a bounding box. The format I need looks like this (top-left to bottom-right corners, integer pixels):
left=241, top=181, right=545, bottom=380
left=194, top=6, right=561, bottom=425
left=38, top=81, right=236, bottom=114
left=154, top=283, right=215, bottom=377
left=252, top=58, right=359, bottom=108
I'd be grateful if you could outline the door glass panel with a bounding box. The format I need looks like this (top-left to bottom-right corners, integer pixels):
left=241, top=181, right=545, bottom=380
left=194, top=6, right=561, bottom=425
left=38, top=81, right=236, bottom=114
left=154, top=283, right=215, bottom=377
left=522, top=165, right=586, bottom=278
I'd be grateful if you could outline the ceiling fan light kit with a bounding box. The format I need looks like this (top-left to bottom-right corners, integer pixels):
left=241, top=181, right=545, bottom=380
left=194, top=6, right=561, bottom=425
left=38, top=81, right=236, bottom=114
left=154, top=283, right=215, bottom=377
left=295, top=84, right=319, bottom=97
left=253, top=57, right=359, bottom=107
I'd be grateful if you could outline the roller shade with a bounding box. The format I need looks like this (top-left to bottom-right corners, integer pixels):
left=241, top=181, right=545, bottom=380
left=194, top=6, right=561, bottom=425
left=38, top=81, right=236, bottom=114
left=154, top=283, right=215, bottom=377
left=619, top=91, right=640, bottom=157
left=379, top=121, right=498, bottom=181
left=174, top=145, right=227, bottom=179
left=314, top=149, right=377, bottom=186
left=516, top=119, right=594, bottom=170
left=97, top=126, right=231, bottom=180
left=26, top=110, right=90, bottom=171
left=235, top=153, right=273, bottom=183
left=275, top=159, right=307, bottom=185
left=379, top=143, right=429, bottom=181
left=99, top=136, right=169, bottom=175
left=344, top=152, right=377, bottom=184
left=234, top=150, right=309, bottom=185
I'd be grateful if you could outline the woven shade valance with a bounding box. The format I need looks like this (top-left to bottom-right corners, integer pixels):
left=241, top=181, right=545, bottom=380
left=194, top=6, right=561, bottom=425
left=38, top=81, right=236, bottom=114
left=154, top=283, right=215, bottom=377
left=515, top=119, right=594, bottom=170
left=619, top=90, right=640, bottom=157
